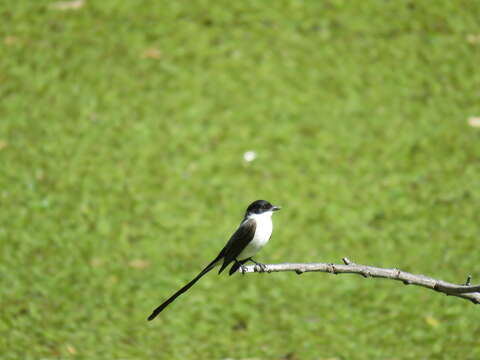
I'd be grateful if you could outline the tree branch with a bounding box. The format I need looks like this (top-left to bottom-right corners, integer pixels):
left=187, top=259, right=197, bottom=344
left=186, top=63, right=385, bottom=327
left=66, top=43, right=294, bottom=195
left=240, top=258, right=480, bottom=304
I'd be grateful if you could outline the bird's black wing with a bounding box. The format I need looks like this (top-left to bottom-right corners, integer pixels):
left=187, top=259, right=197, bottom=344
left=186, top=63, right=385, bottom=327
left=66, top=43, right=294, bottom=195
left=218, top=218, right=256, bottom=274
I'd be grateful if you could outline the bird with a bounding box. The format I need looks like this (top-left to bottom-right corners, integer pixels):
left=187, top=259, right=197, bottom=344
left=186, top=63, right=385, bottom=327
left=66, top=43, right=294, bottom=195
left=147, top=199, right=281, bottom=321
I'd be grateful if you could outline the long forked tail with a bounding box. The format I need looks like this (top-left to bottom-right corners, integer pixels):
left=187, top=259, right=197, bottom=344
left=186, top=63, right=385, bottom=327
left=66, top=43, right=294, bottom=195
left=147, top=258, right=220, bottom=321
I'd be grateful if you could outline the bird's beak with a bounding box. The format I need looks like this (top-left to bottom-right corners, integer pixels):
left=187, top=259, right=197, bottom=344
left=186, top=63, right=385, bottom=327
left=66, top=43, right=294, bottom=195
left=271, top=205, right=281, bottom=212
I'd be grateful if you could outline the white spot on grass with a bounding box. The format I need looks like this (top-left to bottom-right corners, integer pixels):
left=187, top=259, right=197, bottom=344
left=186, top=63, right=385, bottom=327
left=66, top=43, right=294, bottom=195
left=243, top=151, right=257, bottom=162
left=468, top=117, right=480, bottom=128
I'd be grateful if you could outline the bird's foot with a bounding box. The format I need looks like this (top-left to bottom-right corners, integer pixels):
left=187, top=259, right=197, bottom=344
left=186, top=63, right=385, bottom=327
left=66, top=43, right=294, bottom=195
left=249, top=258, right=267, bottom=273
left=254, top=263, right=267, bottom=273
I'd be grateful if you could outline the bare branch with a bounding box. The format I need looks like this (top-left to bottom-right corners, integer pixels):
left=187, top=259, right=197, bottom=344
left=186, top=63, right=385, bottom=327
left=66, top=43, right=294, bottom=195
left=240, top=259, right=480, bottom=304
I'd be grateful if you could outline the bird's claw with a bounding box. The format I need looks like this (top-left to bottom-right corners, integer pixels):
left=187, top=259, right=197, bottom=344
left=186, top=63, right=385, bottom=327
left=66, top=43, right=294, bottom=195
left=254, top=263, right=267, bottom=273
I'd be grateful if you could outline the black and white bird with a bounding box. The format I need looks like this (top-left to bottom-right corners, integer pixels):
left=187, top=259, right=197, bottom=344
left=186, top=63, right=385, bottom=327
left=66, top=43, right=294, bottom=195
left=147, top=199, right=281, bottom=321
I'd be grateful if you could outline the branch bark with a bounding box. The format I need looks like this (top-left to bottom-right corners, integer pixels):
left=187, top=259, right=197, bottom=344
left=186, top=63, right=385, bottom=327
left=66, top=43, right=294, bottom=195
left=240, top=258, right=480, bottom=304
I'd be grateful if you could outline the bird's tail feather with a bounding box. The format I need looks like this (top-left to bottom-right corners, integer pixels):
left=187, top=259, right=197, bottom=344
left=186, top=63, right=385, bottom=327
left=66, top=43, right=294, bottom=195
left=228, top=259, right=249, bottom=276
left=147, top=258, right=220, bottom=321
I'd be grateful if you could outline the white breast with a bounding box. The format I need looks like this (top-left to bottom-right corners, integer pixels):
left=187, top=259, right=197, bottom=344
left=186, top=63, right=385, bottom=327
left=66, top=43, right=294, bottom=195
left=238, top=211, right=273, bottom=260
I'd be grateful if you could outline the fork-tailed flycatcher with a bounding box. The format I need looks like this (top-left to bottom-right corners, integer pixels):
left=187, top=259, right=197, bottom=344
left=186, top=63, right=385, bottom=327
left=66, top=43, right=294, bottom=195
left=147, top=199, right=280, bottom=321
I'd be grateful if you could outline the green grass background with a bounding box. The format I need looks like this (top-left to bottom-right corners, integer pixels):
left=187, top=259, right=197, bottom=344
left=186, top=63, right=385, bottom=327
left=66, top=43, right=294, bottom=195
left=1, top=1, right=480, bottom=359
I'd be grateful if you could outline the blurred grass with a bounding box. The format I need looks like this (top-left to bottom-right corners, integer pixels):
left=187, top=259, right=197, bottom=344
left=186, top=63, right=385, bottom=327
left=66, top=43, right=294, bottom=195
left=1, top=0, right=480, bottom=359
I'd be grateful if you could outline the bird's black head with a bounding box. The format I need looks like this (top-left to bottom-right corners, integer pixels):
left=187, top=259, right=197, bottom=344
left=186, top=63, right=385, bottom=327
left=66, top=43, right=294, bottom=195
left=246, top=200, right=281, bottom=215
